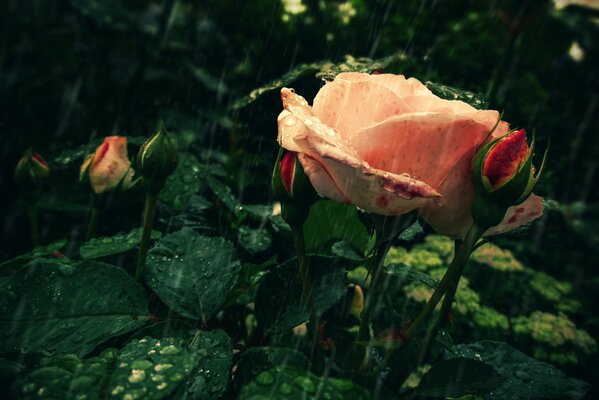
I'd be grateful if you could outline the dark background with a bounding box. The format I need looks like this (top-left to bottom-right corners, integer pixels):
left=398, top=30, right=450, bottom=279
left=1, top=0, right=598, bottom=392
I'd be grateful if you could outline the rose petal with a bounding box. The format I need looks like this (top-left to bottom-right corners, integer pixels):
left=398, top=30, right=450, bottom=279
left=278, top=88, right=440, bottom=215
left=349, top=111, right=500, bottom=187
left=313, top=74, right=418, bottom=138
left=419, top=152, right=478, bottom=238
left=90, top=136, right=131, bottom=194
left=484, top=194, right=544, bottom=236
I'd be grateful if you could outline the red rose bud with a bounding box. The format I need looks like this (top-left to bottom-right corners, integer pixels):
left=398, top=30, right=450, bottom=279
left=472, top=129, right=547, bottom=227
left=272, top=147, right=317, bottom=226
left=80, top=136, right=134, bottom=194
left=138, top=122, right=178, bottom=191
left=15, top=149, right=50, bottom=188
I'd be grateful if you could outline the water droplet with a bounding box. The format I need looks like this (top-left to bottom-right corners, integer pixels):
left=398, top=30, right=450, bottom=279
left=255, top=371, right=274, bottom=386
left=128, top=369, right=146, bottom=383
left=159, top=345, right=181, bottom=355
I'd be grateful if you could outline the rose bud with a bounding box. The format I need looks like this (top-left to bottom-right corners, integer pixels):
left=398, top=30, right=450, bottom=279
left=471, top=129, right=546, bottom=227
left=271, top=147, right=318, bottom=226
left=15, top=149, right=50, bottom=188
left=349, top=284, right=365, bottom=318
left=137, top=122, right=178, bottom=191
left=80, top=136, right=134, bottom=194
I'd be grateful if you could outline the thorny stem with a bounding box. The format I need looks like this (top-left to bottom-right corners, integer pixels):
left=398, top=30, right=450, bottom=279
left=369, top=224, right=484, bottom=377
left=135, top=191, right=158, bottom=282
left=28, top=204, right=40, bottom=248
left=291, top=225, right=320, bottom=354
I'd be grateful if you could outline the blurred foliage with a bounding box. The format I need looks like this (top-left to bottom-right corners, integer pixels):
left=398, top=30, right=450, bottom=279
left=385, top=235, right=597, bottom=368
left=1, top=0, right=598, bottom=398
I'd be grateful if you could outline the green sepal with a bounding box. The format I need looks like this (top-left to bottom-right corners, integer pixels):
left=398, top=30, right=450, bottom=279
left=137, top=121, right=179, bottom=191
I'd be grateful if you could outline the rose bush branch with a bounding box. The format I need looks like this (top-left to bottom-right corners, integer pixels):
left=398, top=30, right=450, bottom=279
left=135, top=123, right=178, bottom=282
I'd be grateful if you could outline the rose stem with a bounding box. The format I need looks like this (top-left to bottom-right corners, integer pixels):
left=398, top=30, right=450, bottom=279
left=369, top=224, right=483, bottom=377
left=354, top=239, right=392, bottom=371
left=85, top=204, right=99, bottom=242
left=27, top=204, right=40, bottom=248
left=291, top=225, right=320, bottom=355
left=135, top=191, right=158, bottom=282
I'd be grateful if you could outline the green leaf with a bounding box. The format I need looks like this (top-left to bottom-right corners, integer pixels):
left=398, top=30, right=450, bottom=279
left=416, top=357, right=503, bottom=397
left=232, top=52, right=408, bottom=110
left=145, top=228, right=241, bottom=321
left=21, top=330, right=232, bottom=400
left=160, top=153, right=203, bottom=211
left=385, top=263, right=439, bottom=289
left=449, top=341, right=589, bottom=400
left=303, top=200, right=369, bottom=252
left=0, top=260, right=148, bottom=356
left=255, top=256, right=347, bottom=333
left=424, top=81, right=489, bottom=109
left=234, top=347, right=310, bottom=393
left=238, top=366, right=372, bottom=400
left=238, top=226, right=272, bottom=255
left=315, top=52, right=408, bottom=81
left=398, top=220, right=424, bottom=241
left=331, top=241, right=364, bottom=262
left=0, top=357, right=24, bottom=377
left=207, top=177, right=240, bottom=214
left=0, top=239, right=68, bottom=272
left=80, top=228, right=162, bottom=259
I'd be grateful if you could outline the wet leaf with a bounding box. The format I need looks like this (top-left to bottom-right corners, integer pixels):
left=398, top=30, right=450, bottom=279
left=0, top=259, right=148, bottom=356
left=232, top=52, right=408, bottom=109
left=234, top=347, right=310, bottom=393
left=238, top=365, right=372, bottom=399
left=255, top=256, right=347, bottom=334
left=160, top=154, right=204, bottom=211
left=238, top=226, right=272, bottom=255
left=145, top=228, right=241, bottom=321
left=303, top=200, right=369, bottom=253
left=384, top=263, right=439, bottom=289
left=424, top=81, right=489, bottom=109
left=449, top=340, right=589, bottom=400
left=80, top=228, right=162, bottom=259
left=415, top=357, right=503, bottom=397
left=20, top=330, right=232, bottom=400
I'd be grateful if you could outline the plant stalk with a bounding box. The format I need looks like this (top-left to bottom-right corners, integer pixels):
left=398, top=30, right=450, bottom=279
left=135, top=191, right=158, bottom=282
left=27, top=204, right=40, bottom=248
left=369, top=224, right=483, bottom=377
left=85, top=205, right=99, bottom=242
left=291, top=225, right=320, bottom=352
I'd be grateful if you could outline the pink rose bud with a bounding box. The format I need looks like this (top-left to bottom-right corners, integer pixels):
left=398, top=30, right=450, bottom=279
left=80, top=136, right=133, bottom=194
left=271, top=148, right=317, bottom=226
left=471, top=129, right=546, bottom=227
left=15, top=149, right=50, bottom=188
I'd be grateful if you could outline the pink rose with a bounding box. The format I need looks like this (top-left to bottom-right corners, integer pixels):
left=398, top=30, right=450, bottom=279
left=80, top=136, right=133, bottom=194
left=277, top=72, right=542, bottom=238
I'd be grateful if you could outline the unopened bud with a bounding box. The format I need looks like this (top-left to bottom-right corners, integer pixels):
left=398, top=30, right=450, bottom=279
left=271, top=148, right=317, bottom=226
left=137, top=122, right=178, bottom=191
left=15, top=149, right=50, bottom=188
left=80, top=136, right=133, bottom=194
